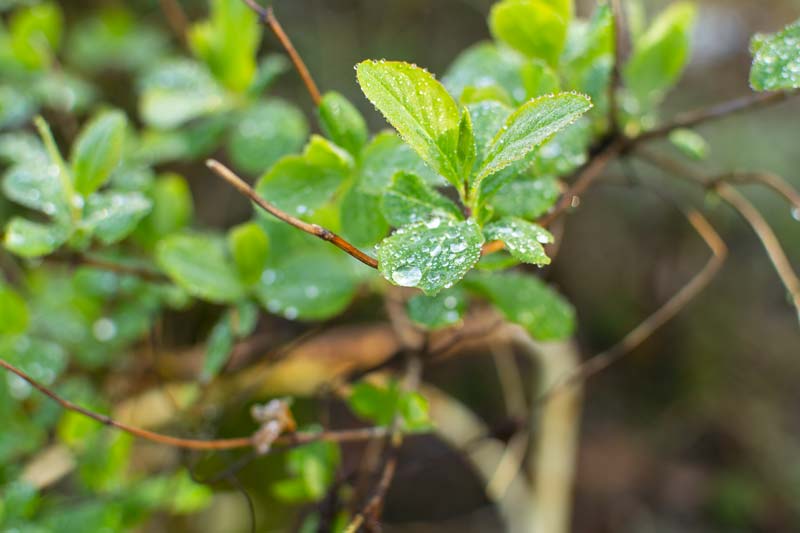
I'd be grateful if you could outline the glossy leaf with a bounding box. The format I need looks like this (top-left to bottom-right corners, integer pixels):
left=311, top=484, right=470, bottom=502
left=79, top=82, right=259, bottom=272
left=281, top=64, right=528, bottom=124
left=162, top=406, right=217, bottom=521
left=356, top=60, right=462, bottom=188
left=489, top=0, right=568, bottom=67
left=358, top=131, right=442, bottom=194
left=227, top=221, right=269, bottom=285
left=340, top=186, right=389, bottom=248
left=228, top=99, right=308, bottom=175
left=406, top=287, right=466, bottom=330
left=466, top=271, right=575, bottom=340
left=749, top=18, right=800, bottom=91
left=318, top=91, right=369, bottom=156
left=3, top=160, right=69, bottom=221
left=4, top=217, right=68, bottom=258
left=624, top=2, right=696, bottom=106
left=491, top=176, right=560, bottom=219
left=474, top=93, right=592, bottom=191
left=381, top=172, right=463, bottom=228
left=483, top=217, right=552, bottom=265
left=377, top=218, right=484, bottom=295
left=71, top=110, right=127, bottom=196
left=669, top=128, right=709, bottom=160
left=135, top=173, right=193, bottom=246
left=444, top=42, right=531, bottom=105
left=156, top=233, right=246, bottom=303
left=83, top=191, right=152, bottom=244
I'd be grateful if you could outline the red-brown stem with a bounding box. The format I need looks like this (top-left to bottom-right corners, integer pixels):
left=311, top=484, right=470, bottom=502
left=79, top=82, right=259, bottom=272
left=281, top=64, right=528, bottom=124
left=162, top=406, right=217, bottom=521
left=242, top=0, right=322, bottom=105
left=207, top=160, right=379, bottom=269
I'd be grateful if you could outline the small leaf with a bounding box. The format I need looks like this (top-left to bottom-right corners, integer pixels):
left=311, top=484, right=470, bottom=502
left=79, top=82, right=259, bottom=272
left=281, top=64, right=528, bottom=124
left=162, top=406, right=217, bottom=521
left=623, top=2, right=696, bottom=106
left=377, top=218, right=484, bottom=295
left=356, top=60, right=462, bottom=188
left=255, top=136, right=351, bottom=218
left=318, top=91, right=369, bottom=156
left=475, top=93, right=592, bottom=190
left=83, top=191, right=152, bottom=244
left=460, top=85, right=514, bottom=106
left=255, top=249, right=361, bottom=321
left=0, top=86, right=35, bottom=129
left=3, top=160, right=69, bottom=221
left=156, top=233, right=246, bottom=303
left=381, top=172, right=463, bottom=228
left=71, top=110, right=127, bottom=195
left=399, top=392, right=433, bottom=431
left=249, top=54, right=291, bottom=95
left=135, top=173, right=193, bottom=246
left=228, top=99, right=308, bottom=175
left=489, top=0, right=568, bottom=67
left=201, top=312, right=234, bottom=382
left=358, top=131, right=442, bottom=194
left=749, top=18, right=800, bottom=91
left=444, top=42, right=531, bottom=105
left=669, top=128, right=709, bottom=161
left=492, top=176, right=560, bottom=219
left=340, top=186, right=389, bottom=248
left=227, top=221, right=269, bottom=285
left=521, top=59, right=561, bottom=98
left=0, top=283, right=28, bottom=335
left=139, top=60, right=228, bottom=129
left=348, top=381, right=398, bottom=426
left=4, top=217, right=68, bottom=258
left=466, top=271, right=575, bottom=340
left=457, top=109, right=476, bottom=179
left=406, top=287, right=466, bottom=330
left=10, top=2, right=63, bottom=69
left=483, top=217, right=552, bottom=265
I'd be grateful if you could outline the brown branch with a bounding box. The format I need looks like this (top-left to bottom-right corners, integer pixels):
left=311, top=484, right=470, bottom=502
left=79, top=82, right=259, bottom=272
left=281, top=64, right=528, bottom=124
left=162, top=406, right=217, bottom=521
left=709, top=172, right=800, bottom=211
left=634, top=90, right=798, bottom=143
left=158, top=0, right=190, bottom=45
left=0, top=357, right=389, bottom=452
left=714, top=184, right=800, bottom=317
left=242, top=0, right=322, bottom=105
left=207, top=160, right=378, bottom=269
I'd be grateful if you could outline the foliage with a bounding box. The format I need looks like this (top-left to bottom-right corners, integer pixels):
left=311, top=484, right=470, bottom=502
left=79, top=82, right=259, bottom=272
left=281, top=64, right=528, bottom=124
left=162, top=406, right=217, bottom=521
left=0, top=0, right=798, bottom=530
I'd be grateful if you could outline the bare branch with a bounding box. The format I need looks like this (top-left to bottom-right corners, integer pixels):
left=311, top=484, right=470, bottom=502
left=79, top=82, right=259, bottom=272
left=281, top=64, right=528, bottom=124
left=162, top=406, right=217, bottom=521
left=158, top=0, right=189, bottom=45
left=207, top=160, right=378, bottom=269
left=634, top=90, right=799, bottom=143
left=0, top=357, right=390, bottom=452
left=715, top=183, right=800, bottom=317
left=242, top=0, right=322, bottom=105
left=710, top=171, right=800, bottom=212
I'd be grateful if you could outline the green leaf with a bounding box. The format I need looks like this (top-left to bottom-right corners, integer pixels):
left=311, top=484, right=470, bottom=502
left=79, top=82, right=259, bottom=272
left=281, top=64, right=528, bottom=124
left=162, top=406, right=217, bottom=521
left=0, top=133, right=47, bottom=167
left=491, top=176, right=560, bottom=219
left=255, top=248, right=361, bottom=321
left=348, top=381, right=398, bottom=426
left=273, top=441, right=340, bottom=503
left=521, top=59, right=561, bottom=98
left=444, top=42, right=530, bottom=105
left=358, top=131, right=443, bottom=194
left=83, top=191, right=152, bottom=244
left=1, top=336, right=66, bottom=388
left=669, top=128, right=709, bottom=161
left=749, top=18, right=800, bottom=91
left=399, top=392, right=433, bottom=431
left=356, top=60, right=462, bottom=189
left=4, top=217, right=68, bottom=257
left=3, top=160, right=70, bottom=221
left=457, top=109, right=476, bottom=178
left=406, top=287, right=466, bottom=330
left=466, top=271, right=575, bottom=340
left=339, top=186, right=389, bottom=248
left=474, top=93, right=592, bottom=193
left=9, top=2, right=63, bottom=69
left=135, top=173, right=193, bottom=246
left=377, top=218, right=484, bottom=295
left=156, top=233, right=246, bottom=303
left=255, top=136, right=351, bottom=218
left=318, top=91, right=369, bottom=157
left=381, top=171, right=463, bottom=228
left=460, top=85, right=514, bottom=106
left=529, top=118, right=591, bottom=177
left=467, top=101, right=513, bottom=167
left=0, top=283, right=28, bottom=335
left=227, top=221, right=269, bottom=285
left=70, top=110, right=128, bottom=196
left=489, top=0, right=568, bottom=67
left=483, top=217, right=552, bottom=265
left=248, top=54, right=291, bottom=95
left=139, top=60, right=228, bottom=129
left=623, top=2, right=696, bottom=106
left=563, top=3, right=613, bottom=106
left=0, top=86, right=35, bottom=129
left=188, top=0, right=261, bottom=92
left=201, top=312, right=234, bottom=382
left=228, top=99, right=308, bottom=175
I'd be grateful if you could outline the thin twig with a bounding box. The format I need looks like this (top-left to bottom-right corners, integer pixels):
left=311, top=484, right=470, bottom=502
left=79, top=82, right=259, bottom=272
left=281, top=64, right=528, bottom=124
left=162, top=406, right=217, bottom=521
left=608, top=0, right=627, bottom=133
left=242, top=0, right=322, bottom=105
left=540, top=203, right=727, bottom=396
left=158, top=0, right=190, bottom=45
left=207, top=160, right=378, bottom=268
left=635, top=90, right=798, bottom=143
left=0, top=357, right=390, bottom=451
left=709, top=172, right=800, bottom=211
left=715, top=184, right=800, bottom=317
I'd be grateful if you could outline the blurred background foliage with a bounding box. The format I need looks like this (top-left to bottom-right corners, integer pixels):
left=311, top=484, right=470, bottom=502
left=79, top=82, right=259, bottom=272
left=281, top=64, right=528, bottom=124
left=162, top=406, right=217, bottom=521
left=0, top=0, right=799, bottom=532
